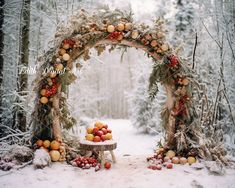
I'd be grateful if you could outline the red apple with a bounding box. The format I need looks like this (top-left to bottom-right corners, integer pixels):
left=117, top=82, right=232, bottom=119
left=107, top=129, right=112, bottom=133
left=166, top=163, right=173, bottom=169
left=151, top=165, right=158, bottom=170
left=103, top=124, right=108, bottom=129
left=93, top=136, right=101, bottom=142
left=101, top=128, right=107, bottom=135
left=93, top=127, right=99, bottom=134
left=101, top=135, right=106, bottom=141
left=104, top=162, right=111, bottom=169
left=96, top=131, right=104, bottom=137
left=156, top=164, right=162, bottom=170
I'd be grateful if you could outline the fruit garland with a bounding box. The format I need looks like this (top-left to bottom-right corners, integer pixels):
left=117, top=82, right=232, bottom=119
left=70, top=156, right=112, bottom=171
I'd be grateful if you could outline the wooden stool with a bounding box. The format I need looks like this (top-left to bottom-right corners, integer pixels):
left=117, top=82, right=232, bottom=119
left=79, top=140, right=117, bottom=168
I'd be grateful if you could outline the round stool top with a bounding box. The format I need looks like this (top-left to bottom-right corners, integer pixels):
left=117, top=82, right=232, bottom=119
left=79, top=140, right=117, bottom=151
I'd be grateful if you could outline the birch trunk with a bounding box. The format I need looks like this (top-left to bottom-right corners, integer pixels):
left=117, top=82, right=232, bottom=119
left=0, top=0, right=4, bottom=135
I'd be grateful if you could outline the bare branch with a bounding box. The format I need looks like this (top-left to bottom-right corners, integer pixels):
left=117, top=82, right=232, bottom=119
left=192, top=32, right=198, bottom=69
left=202, top=21, right=221, bottom=48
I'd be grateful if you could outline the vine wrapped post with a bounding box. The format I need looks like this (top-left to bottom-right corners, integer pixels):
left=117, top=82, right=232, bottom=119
left=164, top=84, right=176, bottom=149
left=52, top=84, right=62, bottom=142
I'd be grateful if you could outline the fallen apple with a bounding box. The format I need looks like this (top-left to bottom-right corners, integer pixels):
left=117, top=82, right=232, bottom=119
left=104, top=162, right=111, bottom=169
left=166, top=163, right=173, bottom=169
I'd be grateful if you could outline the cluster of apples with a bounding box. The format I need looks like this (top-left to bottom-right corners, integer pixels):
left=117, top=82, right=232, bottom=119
left=71, top=156, right=100, bottom=170
left=70, top=157, right=112, bottom=171
left=147, top=149, right=196, bottom=170
left=35, top=139, right=66, bottom=162
left=85, top=122, right=113, bottom=142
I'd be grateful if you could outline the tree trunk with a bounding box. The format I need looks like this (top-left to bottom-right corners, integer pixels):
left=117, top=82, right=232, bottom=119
left=17, top=0, right=31, bottom=132
left=0, top=0, right=4, bottom=136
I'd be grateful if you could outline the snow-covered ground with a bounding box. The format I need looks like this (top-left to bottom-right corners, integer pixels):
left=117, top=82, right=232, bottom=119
left=0, top=119, right=235, bottom=188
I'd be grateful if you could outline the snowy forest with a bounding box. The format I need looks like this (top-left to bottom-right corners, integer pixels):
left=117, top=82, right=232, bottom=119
left=0, top=0, right=235, bottom=188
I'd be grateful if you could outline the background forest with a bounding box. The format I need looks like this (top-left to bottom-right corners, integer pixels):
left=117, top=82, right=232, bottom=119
left=0, top=0, right=235, bottom=155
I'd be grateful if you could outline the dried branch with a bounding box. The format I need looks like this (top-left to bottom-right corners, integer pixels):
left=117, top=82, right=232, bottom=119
left=192, top=32, right=197, bottom=69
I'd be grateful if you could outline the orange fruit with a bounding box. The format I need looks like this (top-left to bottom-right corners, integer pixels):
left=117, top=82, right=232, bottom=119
left=50, top=140, right=61, bottom=150
left=40, top=89, right=47, bottom=96
left=86, top=127, right=94, bottom=134
left=43, top=140, right=51, bottom=148
left=95, top=122, right=103, bottom=130
left=40, top=97, right=48, bottom=104
left=36, top=140, right=43, bottom=147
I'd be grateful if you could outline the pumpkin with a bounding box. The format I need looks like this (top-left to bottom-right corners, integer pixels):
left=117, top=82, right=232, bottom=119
left=49, top=150, right=61, bottom=162
left=50, top=140, right=61, bottom=150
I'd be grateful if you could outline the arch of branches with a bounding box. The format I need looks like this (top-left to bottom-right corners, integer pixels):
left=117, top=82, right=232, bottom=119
left=31, top=8, right=228, bottom=161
